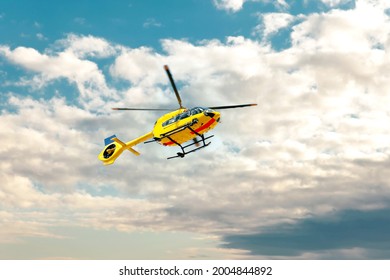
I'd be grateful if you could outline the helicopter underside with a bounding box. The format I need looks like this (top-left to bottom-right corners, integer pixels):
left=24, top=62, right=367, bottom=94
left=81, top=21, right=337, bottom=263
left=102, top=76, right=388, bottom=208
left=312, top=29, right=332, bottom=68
left=145, top=116, right=219, bottom=159
left=159, top=117, right=218, bottom=146
left=163, top=129, right=214, bottom=159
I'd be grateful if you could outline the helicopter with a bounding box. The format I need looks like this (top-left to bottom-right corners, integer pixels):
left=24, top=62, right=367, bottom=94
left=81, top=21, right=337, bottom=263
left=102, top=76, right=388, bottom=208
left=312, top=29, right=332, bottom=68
left=98, top=65, right=257, bottom=165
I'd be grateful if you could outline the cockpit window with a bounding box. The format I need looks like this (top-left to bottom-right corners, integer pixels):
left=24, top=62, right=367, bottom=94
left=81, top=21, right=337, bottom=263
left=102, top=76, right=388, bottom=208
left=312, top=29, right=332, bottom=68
left=162, top=107, right=209, bottom=127
left=162, top=110, right=192, bottom=127
left=190, top=107, right=204, bottom=115
left=179, top=110, right=191, bottom=119
left=162, top=116, right=178, bottom=127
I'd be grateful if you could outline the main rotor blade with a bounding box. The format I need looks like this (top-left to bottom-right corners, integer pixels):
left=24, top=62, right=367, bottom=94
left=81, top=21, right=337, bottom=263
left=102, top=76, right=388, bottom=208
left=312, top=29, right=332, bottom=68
left=164, top=65, right=183, bottom=109
left=112, top=108, right=173, bottom=111
left=209, top=103, right=257, bottom=110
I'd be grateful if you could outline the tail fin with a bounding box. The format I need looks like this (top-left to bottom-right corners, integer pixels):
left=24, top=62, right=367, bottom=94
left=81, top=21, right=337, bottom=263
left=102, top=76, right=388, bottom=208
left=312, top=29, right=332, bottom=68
left=98, top=132, right=153, bottom=165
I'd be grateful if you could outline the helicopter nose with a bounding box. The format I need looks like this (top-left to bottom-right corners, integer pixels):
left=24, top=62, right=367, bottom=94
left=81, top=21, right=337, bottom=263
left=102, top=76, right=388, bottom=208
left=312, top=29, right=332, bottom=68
left=204, top=109, right=218, bottom=118
left=216, top=112, right=221, bottom=122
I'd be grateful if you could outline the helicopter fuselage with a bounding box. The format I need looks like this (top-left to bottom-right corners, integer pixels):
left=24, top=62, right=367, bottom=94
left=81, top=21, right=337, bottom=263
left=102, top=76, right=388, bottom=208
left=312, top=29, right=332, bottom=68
left=153, top=107, right=221, bottom=146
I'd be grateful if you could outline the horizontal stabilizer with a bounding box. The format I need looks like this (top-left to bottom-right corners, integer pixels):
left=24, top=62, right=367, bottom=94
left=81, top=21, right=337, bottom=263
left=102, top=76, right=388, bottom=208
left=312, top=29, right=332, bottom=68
left=112, top=137, right=126, bottom=147
left=112, top=137, right=141, bottom=156
left=128, top=147, right=140, bottom=156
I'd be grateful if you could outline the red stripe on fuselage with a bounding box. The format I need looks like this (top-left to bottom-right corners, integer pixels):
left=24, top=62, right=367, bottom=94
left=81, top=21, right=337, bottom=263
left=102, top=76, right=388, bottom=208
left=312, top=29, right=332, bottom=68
left=162, top=118, right=216, bottom=146
left=191, top=118, right=216, bottom=134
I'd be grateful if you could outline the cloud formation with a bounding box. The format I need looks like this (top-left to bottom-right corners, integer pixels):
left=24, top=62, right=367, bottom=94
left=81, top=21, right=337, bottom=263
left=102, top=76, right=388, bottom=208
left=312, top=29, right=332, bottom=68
left=1, top=0, right=390, bottom=259
left=224, top=208, right=390, bottom=259
left=213, top=0, right=246, bottom=12
left=213, top=0, right=289, bottom=12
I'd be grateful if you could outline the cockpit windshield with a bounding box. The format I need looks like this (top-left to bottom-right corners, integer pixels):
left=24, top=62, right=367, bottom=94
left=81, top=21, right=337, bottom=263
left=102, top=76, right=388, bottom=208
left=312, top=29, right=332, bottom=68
left=162, top=111, right=189, bottom=127
left=190, top=107, right=204, bottom=115
left=162, top=107, right=208, bottom=127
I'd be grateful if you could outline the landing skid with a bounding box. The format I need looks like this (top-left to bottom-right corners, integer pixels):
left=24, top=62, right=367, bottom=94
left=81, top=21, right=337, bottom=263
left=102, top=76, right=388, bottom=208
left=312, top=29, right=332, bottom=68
left=144, top=121, right=214, bottom=159
left=166, top=134, right=214, bottom=159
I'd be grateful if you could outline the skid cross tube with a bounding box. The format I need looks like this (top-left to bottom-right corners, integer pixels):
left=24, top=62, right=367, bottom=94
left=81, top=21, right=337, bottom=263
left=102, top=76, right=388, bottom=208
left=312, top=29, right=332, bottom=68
left=166, top=134, right=214, bottom=160
left=142, top=121, right=214, bottom=159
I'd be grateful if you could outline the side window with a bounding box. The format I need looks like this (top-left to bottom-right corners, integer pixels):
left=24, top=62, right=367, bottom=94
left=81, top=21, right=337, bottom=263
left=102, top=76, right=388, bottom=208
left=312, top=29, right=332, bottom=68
left=180, top=111, right=191, bottom=120
left=162, top=109, right=196, bottom=127
left=162, top=114, right=181, bottom=126
left=190, top=107, right=203, bottom=115
left=162, top=117, right=175, bottom=127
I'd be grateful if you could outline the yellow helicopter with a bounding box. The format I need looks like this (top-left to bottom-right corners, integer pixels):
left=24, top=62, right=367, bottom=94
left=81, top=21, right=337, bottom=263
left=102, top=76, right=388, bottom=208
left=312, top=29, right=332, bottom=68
left=98, top=65, right=257, bottom=165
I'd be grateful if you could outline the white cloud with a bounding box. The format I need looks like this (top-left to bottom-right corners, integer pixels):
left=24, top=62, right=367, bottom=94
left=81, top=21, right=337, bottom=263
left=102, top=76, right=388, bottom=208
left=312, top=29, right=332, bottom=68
left=0, top=36, right=116, bottom=110
left=110, top=46, right=164, bottom=86
left=56, top=34, right=118, bottom=58
left=320, top=0, right=353, bottom=7
left=291, top=1, right=390, bottom=52
left=0, top=169, right=169, bottom=243
left=36, top=33, right=47, bottom=41
left=254, top=12, right=296, bottom=38
left=213, top=0, right=289, bottom=12
left=321, top=0, right=390, bottom=9
left=143, top=18, right=162, bottom=28
left=213, top=0, right=245, bottom=12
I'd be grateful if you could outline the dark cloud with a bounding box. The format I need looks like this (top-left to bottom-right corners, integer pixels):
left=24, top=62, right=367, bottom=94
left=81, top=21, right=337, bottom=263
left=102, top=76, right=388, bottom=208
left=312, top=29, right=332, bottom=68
left=223, top=208, right=390, bottom=259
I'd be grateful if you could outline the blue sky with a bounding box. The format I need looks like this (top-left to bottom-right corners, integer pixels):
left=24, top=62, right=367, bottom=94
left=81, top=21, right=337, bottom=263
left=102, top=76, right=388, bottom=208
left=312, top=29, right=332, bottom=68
left=2, top=0, right=390, bottom=260
left=1, top=0, right=255, bottom=50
